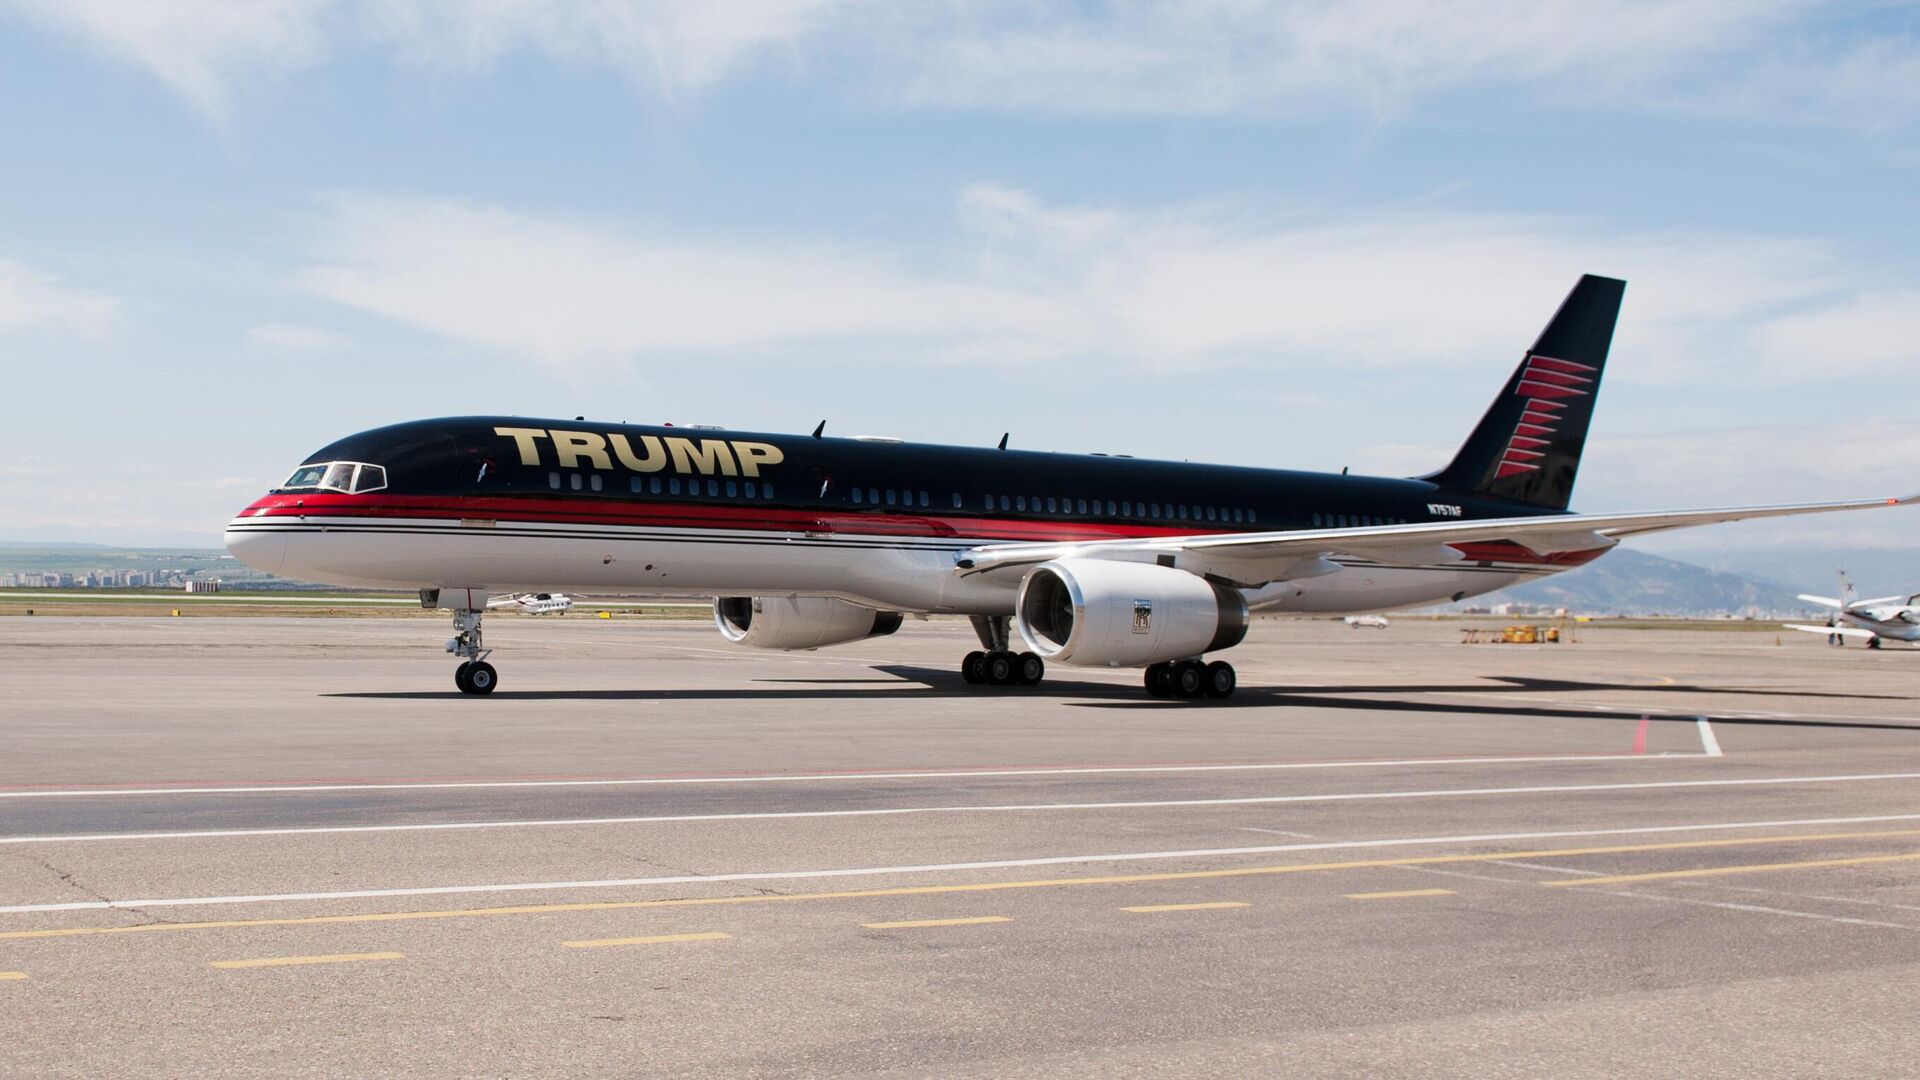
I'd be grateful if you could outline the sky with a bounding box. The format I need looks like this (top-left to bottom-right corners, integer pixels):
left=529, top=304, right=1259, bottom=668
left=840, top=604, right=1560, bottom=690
left=1, top=0, right=1917, bottom=555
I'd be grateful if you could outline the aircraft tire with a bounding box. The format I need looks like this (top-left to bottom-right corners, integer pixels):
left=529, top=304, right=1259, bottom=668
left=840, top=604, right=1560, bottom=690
left=1172, top=661, right=1205, bottom=699
left=1203, top=660, right=1236, bottom=699
left=1868, top=637, right=1883, bottom=650
left=962, top=651, right=987, bottom=684
left=464, top=661, right=498, bottom=695
left=1144, top=663, right=1174, bottom=697
left=985, top=651, right=1016, bottom=686
left=1015, top=652, right=1045, bottom=686
left=454, top=662, right=473, bottom=694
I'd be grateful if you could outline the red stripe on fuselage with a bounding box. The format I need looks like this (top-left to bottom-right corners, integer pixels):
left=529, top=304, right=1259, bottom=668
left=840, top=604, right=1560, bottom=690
left=238, top=494, right=1612, bottom=567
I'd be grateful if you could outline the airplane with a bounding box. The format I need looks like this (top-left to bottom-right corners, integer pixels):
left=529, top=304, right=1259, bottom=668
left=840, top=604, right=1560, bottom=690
left=225, top=275, right=1915, bottom=699
left=1786, top=570, right=1920, bottom=649
left=487, top=591, right=573, bottom=616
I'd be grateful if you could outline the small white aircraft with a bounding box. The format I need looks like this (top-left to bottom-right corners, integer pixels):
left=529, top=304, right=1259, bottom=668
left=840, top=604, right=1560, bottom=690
left=1786, top=571, right=1920, bottom=649
left=487, top=592, right=573, bottom=616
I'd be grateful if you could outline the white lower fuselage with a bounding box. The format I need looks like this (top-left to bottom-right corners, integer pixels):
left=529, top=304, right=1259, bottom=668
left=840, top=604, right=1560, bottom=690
left=226, top=510, right=1573, bottom=617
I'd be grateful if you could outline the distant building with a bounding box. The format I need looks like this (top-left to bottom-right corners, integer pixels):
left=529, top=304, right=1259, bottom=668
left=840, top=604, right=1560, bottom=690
left=183, top=579, right=221, bottom=593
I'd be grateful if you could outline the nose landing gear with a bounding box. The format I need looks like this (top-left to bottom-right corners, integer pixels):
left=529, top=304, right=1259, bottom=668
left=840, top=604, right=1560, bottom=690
left=446, top=606, right=498, bottom=696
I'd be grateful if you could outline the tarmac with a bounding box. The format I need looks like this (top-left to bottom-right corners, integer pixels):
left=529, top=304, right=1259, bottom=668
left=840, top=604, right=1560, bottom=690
left=1, top=614, right=1917, bottom=1077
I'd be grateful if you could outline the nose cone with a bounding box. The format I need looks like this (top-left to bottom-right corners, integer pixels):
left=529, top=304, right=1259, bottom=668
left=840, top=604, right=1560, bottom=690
left=225, top=503, right=287, bottom=575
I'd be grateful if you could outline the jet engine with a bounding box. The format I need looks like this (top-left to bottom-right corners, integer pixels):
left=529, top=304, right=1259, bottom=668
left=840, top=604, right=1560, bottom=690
left=1016, top=559, right=1247, bottom=667
left=714, top=596, right=904, bottom=650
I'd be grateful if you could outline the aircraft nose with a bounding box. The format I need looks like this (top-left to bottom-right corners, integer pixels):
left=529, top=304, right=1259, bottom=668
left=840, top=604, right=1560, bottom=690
left=225, top=520, right=286, bottom=575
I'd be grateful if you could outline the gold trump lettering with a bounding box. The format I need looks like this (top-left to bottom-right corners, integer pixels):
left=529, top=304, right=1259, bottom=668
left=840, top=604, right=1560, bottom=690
left=500, top=428, right=783, bottom=478
left=665, top=437, right=738, bottom=477
left=550, top=430, right=613, bottom=470
left=608, top=433, right=667, bottom=473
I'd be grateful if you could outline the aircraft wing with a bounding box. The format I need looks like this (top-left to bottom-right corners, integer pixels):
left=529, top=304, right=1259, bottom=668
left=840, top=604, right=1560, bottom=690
left=956, top=494, right=1917, bottom=586
left=1848, top=594, right=1911, bottom=611
left=1785, top=624, right=1879, bottom=639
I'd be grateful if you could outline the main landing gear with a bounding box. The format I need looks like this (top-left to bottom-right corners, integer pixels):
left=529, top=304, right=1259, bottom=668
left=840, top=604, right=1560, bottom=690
left=1144, top=659, right=1237, bottom=700
left=960, top=615, right=1045, bottom=687
left=447, top=607, right=498, bottom=696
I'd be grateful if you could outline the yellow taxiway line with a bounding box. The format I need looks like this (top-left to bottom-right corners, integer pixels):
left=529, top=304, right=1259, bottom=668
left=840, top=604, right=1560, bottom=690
left=1121, top=902, right=1250, bottom=913
left=562, top=931, right=730, bottom=949
left=862, top=916, right=1012, bottom=930
left=0, top=972, right=27, bottom=981
left=1544, top=851, right=1920, bottom=887
left=210, top=951, right=404, bottom=970
left=8, top=828, right=1920, bottom=944
left=1345, top=889, right=1456, bottom=900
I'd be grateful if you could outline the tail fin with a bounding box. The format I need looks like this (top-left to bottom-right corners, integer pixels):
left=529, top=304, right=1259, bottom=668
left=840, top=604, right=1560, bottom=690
left=1423, top=274, right=1625, bottom=511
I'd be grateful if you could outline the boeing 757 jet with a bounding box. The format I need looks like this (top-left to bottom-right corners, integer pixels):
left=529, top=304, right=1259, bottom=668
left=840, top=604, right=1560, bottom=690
left=226, top=275, right=1914, bottom=697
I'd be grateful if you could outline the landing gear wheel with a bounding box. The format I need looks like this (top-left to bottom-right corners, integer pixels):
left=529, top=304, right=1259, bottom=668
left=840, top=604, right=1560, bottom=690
left=1015, top=651, right=1045, bottom=686
left=454, top=662, right=473, bottom=694
left=1145, top=663, right=1174, bottom=698
left=1172, top=661, right=1206, bottom=699
left=462, top=661, right=498, bottom=696
left=985, top=651, right=1016, bottom=686
left=962, top=651, right=987, bottom=684
left=1203, top=660, right=1237, bottom=699
left=1868, top=637, right=1883, bottom=650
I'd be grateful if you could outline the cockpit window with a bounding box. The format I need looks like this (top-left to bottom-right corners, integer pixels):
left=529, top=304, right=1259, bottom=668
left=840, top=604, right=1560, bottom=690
left=280, top=461, right=387, bottom=494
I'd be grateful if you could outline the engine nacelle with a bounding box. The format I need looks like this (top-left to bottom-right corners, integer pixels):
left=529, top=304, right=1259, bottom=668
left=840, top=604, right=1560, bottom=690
left=714, top=596, right=904, bottom=651
left=1016, top=559, right=1248, bottom=667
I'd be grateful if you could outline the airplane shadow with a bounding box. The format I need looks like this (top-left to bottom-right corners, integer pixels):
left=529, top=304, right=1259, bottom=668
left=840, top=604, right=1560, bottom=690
left=326, top=663, right=1920, bottom=730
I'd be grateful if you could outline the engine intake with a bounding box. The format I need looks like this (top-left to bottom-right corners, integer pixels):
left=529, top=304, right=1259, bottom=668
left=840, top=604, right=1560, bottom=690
left=1016, top=559, right=1247, bottom=667
left=714, top=596, right=904, bottom=651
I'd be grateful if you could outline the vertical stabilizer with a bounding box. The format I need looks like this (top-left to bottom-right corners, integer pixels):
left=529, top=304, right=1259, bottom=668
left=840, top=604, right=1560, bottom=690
left=1424, top=275, right=1625, bottom=510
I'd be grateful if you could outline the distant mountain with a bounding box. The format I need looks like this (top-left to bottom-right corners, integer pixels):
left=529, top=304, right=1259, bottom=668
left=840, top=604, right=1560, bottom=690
left=1695, top=547, right=1916, bottom=601
left=1436, top=548, right=1813, bottom=617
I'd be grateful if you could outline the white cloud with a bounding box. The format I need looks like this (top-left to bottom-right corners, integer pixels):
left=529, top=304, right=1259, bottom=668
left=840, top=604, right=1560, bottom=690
left=4, top=0, right=846, bottom=115
left=299, top=186, right=1896, bottom=388
left=246, top=322, right=349, bottom=351
left=0, top=259, right=120, bottom=339
left=11, top=0, right=1911, bottom=127
left=4, top=0, right=328, bottom=117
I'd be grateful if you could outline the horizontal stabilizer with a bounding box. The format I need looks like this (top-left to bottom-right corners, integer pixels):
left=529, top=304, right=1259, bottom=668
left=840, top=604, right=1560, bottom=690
left=1796, top=594, right=1843, bottom=609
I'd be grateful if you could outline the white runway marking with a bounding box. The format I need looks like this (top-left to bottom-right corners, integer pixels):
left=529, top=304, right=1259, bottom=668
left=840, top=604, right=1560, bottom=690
left=5, top=812, right=1920, bottom=915
left=3, top=772, right=1915, bottom=846
left=1697, top=717, right=1724, bottom=757
left=0, top=751, right=1706, bottom=800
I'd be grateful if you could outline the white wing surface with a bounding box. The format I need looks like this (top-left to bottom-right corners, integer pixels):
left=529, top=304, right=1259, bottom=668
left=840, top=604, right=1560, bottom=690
left=956, top=494, right=1916, bottom=587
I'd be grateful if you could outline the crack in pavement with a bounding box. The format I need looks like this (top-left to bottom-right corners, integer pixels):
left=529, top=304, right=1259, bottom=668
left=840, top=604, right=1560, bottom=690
left=0, top=851, right=169, bottom=925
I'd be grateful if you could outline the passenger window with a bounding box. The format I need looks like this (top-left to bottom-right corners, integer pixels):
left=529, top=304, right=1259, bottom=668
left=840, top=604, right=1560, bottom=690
left=1046, top=497, right=1057, bottom=513
left=742, top=483, right=755, bottom=499
left=1016, top=496, right=1027, bottom=512
left=868, top=488, right=879, bottom=505
left=853, top=488, right=864, bottom=504
left=1118, top=501, right=1128, bottom=516
left=1000, top=495, right=1010, bottom=511
left=1248, top=509, right=1257, bottom=523
left=549, top=472, right=561, bottom=490
left=650, top=477, right=662, bottom=495
left=886, top=490, right=897, bottom=506
left=953, top=493, right=963, bottom=509
left=570, top=474, right=582, bottom=491
left=590, top=474, right=603, bottom=492
left=1149, top=502, right=1160, bottom=518
left=726, top=480, right=737, bottom=497
left=763, top=483, right=774, bottom=499
left=669, top=478, right=682, bottom=495
left=1106, top=500, right=1117, bottom=515
left=920, top=491, right=930, bottom=507
left=707, top=480, right=719, bottom=496
left=630, top=477, right=643, bottom=494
